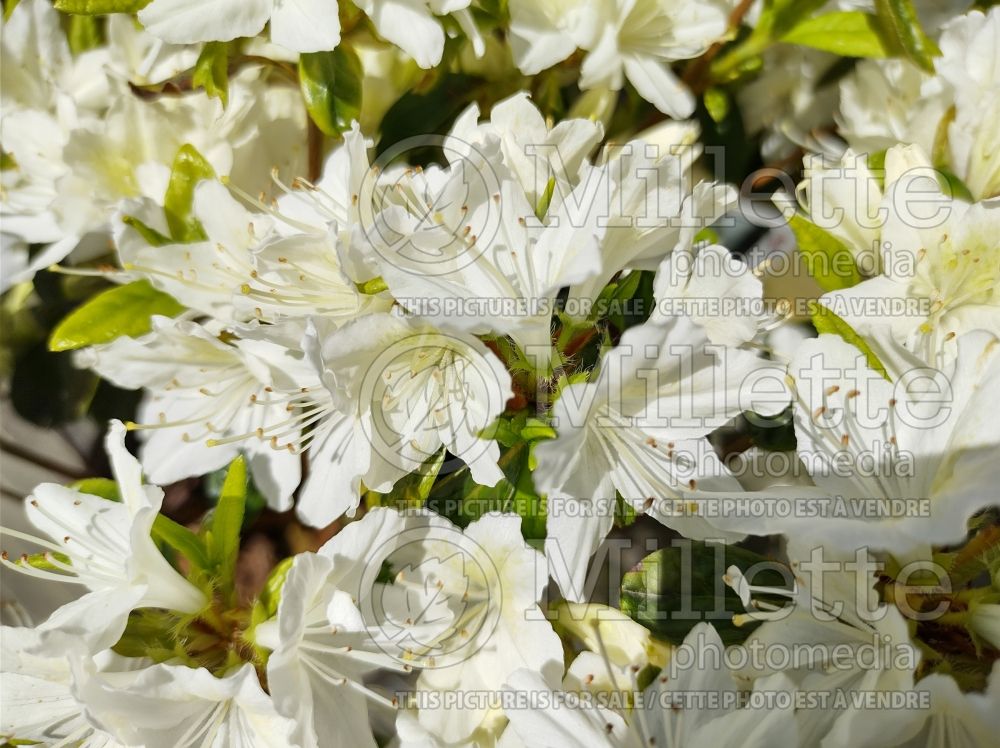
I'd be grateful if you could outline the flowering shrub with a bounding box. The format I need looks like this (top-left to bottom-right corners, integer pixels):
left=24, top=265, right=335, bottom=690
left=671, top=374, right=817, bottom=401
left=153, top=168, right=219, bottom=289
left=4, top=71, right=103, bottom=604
left=1, top=0, right=999, bottom=746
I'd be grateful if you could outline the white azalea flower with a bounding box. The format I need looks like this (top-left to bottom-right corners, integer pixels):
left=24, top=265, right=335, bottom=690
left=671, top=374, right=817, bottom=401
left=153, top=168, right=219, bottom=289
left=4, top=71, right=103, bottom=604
left=388, top=513, right=561, bottom=743
left=139, top=0, right=481, bottom=66
left=581, top=0, right=734, bottom=118
left=0, top=0, right=106, bottom=269
left=816, top=158, right=1000, bottom=363
left=440, top=92, right=732, bottom=320
left=652, top=242, right=768, bottom=347
left=507, top=0, right=733, bottom=117
left=370, top=147, right=610, bottom=364
left=77, top=316, right=310, bottom=510
left=783, top=144, right=926, bottom=278
left=256, top=509, right=430, bottom=748
left=292, top=311, right=511, bottom=525
left=736, top=46, right=841, bottom=161
left=75, top=661, right=294, bottom=747
left=843, top=664, right=1000, bottom=748
left=0, top=626, right=123, bottom=747
left=834, top=7, right=1000, bottom=200
left=789, top=143, right=1000, bottom=354
left=502, top=623, right=798, bottom=748
left=935, top=8, right=1000, bottom=200
left=352, top=0, right=484, bottom=69
left=445, top=92, right=604, bottom=211
left=718, top=332, right=1000, bottom=554
left=395, top=707, right=505, bottom=747
left=1, top=0, right=307, bottom=284
left=569, top=139, right=735, bottom=314
left=0, top=421, right=206, bottom=650
left=534, top=315, right=788, bottom=600
left=726, top=540, right=920, bottom=745
left=551, top=602, right=670, bottom=696
left=117, top=179, right=368, bottom=325
left=138, top=0, right=344, bottom=53
left=836, top=58, right=943, bottom=156
left=506, top=0, right=599, bottom=76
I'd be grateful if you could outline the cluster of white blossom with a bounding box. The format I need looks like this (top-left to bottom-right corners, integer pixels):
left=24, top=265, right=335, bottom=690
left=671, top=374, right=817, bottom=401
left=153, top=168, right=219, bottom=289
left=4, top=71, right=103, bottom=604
left=1, top=0, right=999, bottom=746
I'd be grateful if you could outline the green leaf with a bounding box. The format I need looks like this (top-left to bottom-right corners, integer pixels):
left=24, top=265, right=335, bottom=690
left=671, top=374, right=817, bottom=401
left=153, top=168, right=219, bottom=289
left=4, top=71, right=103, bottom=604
left=614, top=496, right=637, bottom=528
left=192, top=42, right=229, bottom=107
left=54, top=0, right=150, bottom=13
left=249, top=555, right=295, bottom=650
left=703, top=88, right=731, bottom=124
left=873, top=0, right=940, bottom=73
left=206, top=456, right=248, bottom=598
left=164, top=144, right=216, bottom=242
left=535, top=177, right=556, bottom=220
left=782, top=12, right=891, bottom=58
left=427, top=443, right=546, bottom=542
left=357, top=276, right=388, bottom=295
left=48, top=280, right=184, bottom=351
left=810, top=302, right=889, bottom=379
left=620, top=541, right=792, bottom=646
left=70, top=477, right=120, bottom=501
left=67, top=14, right=103, bottom=54
left=374, top=450, right=446, bottom=510
left=710, top=0, right=827, bottom=82
left=298, top=47, right=363, bottom=137
left=152, top=515, right=211, bottom=571
left=376, top=73, right=482, bottom=165
left=121, top=215, right=172, bottom=247
left=203, top=464, right=267, bottom=527
left=788, top=214, right=863, bottom=292
left=764, top=0, right=829, bottom=37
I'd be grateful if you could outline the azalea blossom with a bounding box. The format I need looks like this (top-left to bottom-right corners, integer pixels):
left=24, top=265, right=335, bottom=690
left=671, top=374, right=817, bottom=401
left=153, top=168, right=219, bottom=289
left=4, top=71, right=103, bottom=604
left=256, top=508, right=435, bottom=748
left=502, top=623, right=799, bottom=748
left=534, top=315, right=788, bottom=600
left=0, top=626, right=123, bottom=747
left=0, top=421, right=206, bottom=650
left=138, top=0, right=482, bottom=66
left=725, top=540, right=920, bottom=744
left=834, top=7, right=1000, bottom=200
left=816, top=157, right=1000, bottom=363
left=376, top=512, right=562, bottom=743
left=714, top=332, right=1000, bottom=555
left=508, top=0, right=735, bottom=117
left=75, top=662, right=295, bottom=747
left=76, top=316, right=309, bottom=510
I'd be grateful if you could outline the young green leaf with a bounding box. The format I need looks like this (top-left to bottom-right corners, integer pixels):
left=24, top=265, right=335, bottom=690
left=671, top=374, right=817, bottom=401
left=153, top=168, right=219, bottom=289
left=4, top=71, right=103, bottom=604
left=206, top=456, right=248, bottom=598
left=764, top=0, right=829, bottom=37
left=164, top=144, right=216, bottom=242
left=152, top=514, right=211, bottom=571
left=121, top=215, right=173, bottom=247
left=48, top=280, right=184, bottom=352
left=621, top=541, right=792, bottom=645
left=298, top=47, right=363, bottom=137
left=873, top=0, right=940, bottom=73
left=810, top=301, right=889, bottom=379
left=192, top=42, right=229, bottom=107
left=70, top=477, right=120, bottom=501
left=782, top=11, right=891, bottom=58
left=54, top=0, right=150, bottom=13
left=788, top=214, right=863, bottom=292
left=67, top=14, right=103, bottom=54
left=703, top=87, right=731, bottom=124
